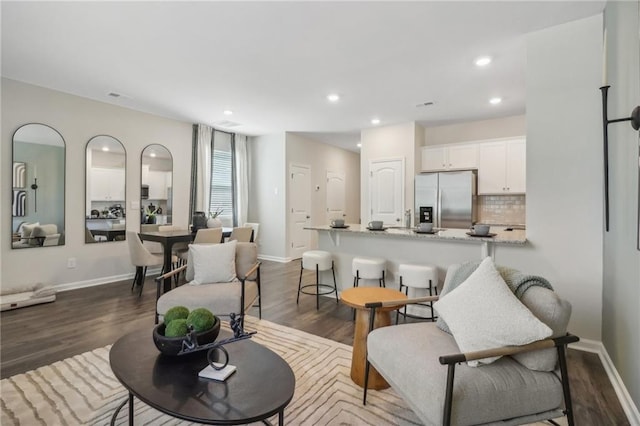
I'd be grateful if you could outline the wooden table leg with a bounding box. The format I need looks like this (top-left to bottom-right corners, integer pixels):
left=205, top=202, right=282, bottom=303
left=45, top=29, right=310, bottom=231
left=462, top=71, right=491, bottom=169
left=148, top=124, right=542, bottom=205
left=351, top=308, right=391, bottom=389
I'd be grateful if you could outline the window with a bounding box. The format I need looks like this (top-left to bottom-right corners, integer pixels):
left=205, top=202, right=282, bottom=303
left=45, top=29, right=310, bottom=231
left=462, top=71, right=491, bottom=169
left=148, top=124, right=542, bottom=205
left=209, top=131, right=234, bottom=226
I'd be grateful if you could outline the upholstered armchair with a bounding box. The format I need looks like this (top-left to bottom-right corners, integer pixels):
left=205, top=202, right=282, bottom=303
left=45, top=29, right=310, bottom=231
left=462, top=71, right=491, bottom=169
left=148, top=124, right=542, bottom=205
left=154, top=241, right=261, bottom=324
left=363, top=259, right=579, bottom=426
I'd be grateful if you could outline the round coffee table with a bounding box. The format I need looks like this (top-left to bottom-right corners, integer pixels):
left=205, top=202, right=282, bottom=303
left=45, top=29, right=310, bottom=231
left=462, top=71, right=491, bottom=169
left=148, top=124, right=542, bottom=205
left=109, top=327, right=295, bottom=425
left=341, top=287, right=407, bottom=389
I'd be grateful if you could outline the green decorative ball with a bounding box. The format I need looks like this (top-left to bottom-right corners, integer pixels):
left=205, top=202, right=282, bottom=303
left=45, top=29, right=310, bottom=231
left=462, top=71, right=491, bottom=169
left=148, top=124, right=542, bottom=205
left=186, top=308, right=215, bottom=332
left=165, top=318, right=189, bottom=337
left=164, top=306, right=189, bottom=325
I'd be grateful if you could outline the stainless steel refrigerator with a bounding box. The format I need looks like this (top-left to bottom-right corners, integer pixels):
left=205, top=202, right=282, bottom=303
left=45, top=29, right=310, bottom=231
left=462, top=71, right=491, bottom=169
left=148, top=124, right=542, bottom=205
left=415, top=170, right=477, bottom=229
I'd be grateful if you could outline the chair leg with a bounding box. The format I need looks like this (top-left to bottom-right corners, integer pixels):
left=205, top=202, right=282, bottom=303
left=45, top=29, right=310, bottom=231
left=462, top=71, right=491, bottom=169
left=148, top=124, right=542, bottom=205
left=381, top=270, right=386, bottom=288
left=257, top=267, right=262, bottom=319
left=332, top=261, right=338, bottom=304
left=138, top=267, right=147, bottom=297
left=557, top=345, right=576, bottom=426
left=315, top=264, right=320, bottom=310
left=131, top=267, right=141, bottom=292
left=297, top=261, right=304, bottom=305
left=396, top=279, right=405, bottom=324
left=363, top=359, right=371, bottom=405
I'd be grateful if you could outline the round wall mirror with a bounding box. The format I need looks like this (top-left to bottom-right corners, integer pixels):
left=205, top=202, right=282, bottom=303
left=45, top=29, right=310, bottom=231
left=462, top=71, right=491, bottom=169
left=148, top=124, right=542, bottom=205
left=85, top=136, right=126, bottom=243
left=141, top=144, right=173, bottom=227
left=11, top=123, right=66, bottom=249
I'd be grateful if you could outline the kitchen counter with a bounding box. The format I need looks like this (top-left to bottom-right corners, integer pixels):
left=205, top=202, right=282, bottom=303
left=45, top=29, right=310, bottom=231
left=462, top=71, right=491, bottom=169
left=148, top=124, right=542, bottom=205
left=305, top=224, right=526, bottom=245
left=304, top=224, right=527, bottom=293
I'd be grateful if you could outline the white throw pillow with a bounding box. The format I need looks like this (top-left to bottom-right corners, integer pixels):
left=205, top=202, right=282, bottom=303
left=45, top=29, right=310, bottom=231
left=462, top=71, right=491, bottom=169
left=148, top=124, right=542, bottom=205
left=20, top=222, right=40, bottom=243
left=190, top=241, right=237, bottom=285
left=433, top=257, right=552, bottom=366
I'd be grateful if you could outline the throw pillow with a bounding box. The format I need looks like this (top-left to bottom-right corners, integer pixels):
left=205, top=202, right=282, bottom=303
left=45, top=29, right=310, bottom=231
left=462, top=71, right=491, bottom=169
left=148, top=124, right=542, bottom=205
left=190, top=241, right=237, bottom=285
left=433, top=257, right=552, bottom=366
left=20, top=222, right=39, bottom=243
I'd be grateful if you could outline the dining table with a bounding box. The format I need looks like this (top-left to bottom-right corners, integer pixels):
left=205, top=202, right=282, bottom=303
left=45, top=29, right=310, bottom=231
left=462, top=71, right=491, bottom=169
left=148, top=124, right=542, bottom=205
left=139, top=227, right=232, bottom=292
left=90, top=228, right=126, bottom=241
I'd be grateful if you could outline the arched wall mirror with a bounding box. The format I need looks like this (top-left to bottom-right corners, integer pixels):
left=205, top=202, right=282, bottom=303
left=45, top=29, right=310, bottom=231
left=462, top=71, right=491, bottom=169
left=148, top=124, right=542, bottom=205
left=85, top=136, right=126, bottom=243
left=141, top=144, right=173, bottom=226
left=11, top=123, right=66, bottom=249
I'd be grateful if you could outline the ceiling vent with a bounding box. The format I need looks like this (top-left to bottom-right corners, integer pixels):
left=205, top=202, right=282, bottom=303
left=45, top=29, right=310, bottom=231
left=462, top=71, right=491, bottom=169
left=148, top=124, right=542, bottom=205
left=214, top=120, right=241, bottom=128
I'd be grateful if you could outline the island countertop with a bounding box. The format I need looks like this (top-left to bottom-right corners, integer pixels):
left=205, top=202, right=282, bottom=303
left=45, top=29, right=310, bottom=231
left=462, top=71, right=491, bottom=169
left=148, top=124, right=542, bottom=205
left=305, top=224, right=527, bottom=245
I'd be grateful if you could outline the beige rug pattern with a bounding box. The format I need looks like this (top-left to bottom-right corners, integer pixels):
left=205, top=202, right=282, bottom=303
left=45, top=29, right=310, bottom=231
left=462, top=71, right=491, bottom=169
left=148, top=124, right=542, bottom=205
left=1, top=317, right=421, bottom=425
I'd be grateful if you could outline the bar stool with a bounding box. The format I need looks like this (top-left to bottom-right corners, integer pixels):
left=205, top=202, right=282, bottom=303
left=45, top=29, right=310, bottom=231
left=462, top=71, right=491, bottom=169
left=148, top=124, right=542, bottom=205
left=396, top=263, right=438, bottom=323
left=352, top=257, right=386, bottom=288
left=297, top=250, right=338, bottom=309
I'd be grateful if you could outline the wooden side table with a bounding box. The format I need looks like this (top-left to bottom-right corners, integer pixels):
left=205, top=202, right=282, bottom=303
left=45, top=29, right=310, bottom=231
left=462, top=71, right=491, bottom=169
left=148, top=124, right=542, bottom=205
left=341, top=287, right=407, bottom=389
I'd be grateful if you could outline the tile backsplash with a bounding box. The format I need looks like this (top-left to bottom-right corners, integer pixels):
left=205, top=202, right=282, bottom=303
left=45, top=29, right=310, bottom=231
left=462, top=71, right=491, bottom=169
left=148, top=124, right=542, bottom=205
left=477, top=194, right=526, bottom=226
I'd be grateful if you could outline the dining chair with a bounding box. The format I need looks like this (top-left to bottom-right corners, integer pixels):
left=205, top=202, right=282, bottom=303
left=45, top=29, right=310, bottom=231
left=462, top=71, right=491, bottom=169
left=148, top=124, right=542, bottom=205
left=158, top=225, right=188, bottom=269
left=229, top=226, right=254, bottom=242
left=126, top=231, right=165, bottom=297
left=140, top=223, right=162, bottom=254
left=244, top=223, right=260, bottom=243
left=177, top=228, right=223, bottom=263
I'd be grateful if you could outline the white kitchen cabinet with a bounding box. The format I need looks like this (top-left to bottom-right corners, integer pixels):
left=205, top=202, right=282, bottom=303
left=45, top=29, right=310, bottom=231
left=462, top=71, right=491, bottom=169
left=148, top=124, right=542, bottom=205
left=478, top=138, right=526, bottom=194
left=421, top=143, right=478, bottom=171
left=90, top=168, right=125, bottom=201
left=147, top=171, right=170, bottom=200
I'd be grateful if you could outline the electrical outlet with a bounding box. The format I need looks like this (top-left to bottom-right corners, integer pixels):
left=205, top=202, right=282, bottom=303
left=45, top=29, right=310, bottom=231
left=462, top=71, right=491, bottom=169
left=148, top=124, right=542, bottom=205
left=67, top=257, right=77, bottom=269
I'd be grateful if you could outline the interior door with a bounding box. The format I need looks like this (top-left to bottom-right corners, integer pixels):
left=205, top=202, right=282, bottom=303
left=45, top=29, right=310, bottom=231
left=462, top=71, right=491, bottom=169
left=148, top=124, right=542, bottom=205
left=370, top=159, right=404, bottom=226
left=289, top=164, right=311, bottom=259
left=326, top=170, right=346, bottom=222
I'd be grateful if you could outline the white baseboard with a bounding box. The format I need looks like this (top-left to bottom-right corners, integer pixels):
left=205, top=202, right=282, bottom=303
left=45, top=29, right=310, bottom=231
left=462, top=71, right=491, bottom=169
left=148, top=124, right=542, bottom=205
left=257, top=254, right=293, bottom=263
left=55, top=267, right=162, bottom=293
left=571, top=339, right=640, bottom=425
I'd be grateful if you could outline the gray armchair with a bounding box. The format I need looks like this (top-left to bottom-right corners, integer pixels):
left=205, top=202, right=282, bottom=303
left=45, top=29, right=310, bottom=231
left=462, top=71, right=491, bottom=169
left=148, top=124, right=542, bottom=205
left=363, top=263, right=578, bottom=426
left=154, top=242, right=261, bottom=324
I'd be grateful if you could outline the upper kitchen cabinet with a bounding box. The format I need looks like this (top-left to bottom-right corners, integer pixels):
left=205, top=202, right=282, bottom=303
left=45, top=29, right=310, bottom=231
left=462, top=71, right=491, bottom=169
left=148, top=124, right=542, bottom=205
left=89, top=167, right=125, bottom=201
left=478, top=137, right=526, bottom=194
left=421, top=143, right=478, bottom=172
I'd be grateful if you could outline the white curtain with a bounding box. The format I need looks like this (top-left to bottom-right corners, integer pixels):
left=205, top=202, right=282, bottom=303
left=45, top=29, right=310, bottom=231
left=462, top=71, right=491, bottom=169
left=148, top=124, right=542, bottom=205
left=195, top=124, right=212, bottom=213
left=234, top=134, right=249, bottom=226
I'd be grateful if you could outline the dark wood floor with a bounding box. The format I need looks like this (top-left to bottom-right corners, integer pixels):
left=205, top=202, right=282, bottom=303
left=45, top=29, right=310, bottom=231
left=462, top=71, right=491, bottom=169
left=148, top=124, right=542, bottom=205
left=0, top=259, right=629, bottom=425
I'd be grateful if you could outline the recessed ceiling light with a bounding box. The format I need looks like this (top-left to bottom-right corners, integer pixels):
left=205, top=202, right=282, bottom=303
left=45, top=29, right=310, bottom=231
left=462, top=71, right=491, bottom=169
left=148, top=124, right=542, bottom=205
left=223, top=109, right=233, bottom=115
left=475, top=56, right=492, bottom=67
left=489, top=97, right=502, bottom=105
left=327, top=93, right=340, bottom=102
left=371, top=118, right=380, bottom=125
left=101, top=146, right=109, bottom=152
left=357, top=143, right=362, bottom=148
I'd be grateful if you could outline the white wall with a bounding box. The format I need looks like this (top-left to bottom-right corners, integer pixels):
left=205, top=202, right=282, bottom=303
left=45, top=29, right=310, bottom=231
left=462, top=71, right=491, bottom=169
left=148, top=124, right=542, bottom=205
left=423, top=115, right=526, bottom=146
left=247, top=133, right=287, bottom=260
left=496, top=15, right=604, bottom=341
left=285, top=132, right=360, bottom=250
left=1, top=79, right=192, bottom=291
left=602, top=0, right=640, bottom=409
left=360, top=122, right=420, bottom=224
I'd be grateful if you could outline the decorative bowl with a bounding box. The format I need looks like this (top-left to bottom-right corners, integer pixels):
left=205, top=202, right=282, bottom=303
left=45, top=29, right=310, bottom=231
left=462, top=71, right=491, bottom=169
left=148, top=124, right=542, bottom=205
left=153, top=316, right=221, bottom=356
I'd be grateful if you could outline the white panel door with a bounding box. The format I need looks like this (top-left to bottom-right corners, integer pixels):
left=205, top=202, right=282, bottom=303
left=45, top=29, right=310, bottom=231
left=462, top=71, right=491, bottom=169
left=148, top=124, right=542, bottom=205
left=370, top=159, right=404, bottom=226
left=289, top=164, right=311, bottom=259
left=326, top=170, right=346, bottom=222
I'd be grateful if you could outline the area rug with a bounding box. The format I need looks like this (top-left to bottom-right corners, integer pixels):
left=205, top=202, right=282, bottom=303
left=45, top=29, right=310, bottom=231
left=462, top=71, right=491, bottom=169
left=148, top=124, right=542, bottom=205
left=0, top=317, right=422, bottom=425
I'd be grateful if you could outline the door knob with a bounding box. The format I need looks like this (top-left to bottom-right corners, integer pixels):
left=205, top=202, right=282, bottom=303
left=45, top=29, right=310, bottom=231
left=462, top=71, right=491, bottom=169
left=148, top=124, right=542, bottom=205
left=306, top=215, right=310, bottom=219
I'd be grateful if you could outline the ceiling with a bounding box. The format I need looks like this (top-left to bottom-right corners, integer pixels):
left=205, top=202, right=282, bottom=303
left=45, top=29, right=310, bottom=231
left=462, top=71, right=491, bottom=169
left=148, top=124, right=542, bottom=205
left=1, top=1, right=605, bottom=152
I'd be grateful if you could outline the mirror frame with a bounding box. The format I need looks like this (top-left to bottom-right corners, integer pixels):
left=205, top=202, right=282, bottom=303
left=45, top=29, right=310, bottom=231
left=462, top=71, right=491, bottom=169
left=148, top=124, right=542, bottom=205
left=11, top=123, right=66, bottom=249
left=140, top=144, right=173, bottom=227
left=85, top=135, right=127, bottom=244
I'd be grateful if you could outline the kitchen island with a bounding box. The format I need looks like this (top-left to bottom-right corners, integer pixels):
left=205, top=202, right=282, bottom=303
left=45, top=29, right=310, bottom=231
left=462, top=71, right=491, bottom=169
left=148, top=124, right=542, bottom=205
left=304, top=224, right=526, bottom=293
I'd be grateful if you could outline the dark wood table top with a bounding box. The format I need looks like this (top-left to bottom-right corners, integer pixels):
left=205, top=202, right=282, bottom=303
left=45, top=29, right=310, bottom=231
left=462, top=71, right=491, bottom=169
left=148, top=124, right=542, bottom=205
left=109, top=327, right=295, bottom=425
